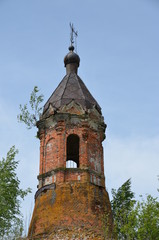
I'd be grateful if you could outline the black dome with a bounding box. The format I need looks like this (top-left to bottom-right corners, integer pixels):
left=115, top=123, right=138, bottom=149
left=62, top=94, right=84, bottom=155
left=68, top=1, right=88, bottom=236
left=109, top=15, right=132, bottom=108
left=64, top=46, right=80, bottom=67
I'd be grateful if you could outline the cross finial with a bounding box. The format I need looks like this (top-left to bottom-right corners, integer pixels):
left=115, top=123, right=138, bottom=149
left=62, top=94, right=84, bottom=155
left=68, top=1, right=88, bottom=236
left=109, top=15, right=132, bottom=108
left=70, top=23, right=78, bottom=51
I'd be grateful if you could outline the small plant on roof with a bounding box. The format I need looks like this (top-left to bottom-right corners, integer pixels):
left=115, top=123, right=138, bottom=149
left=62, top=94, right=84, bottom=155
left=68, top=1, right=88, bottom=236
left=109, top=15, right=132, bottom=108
left=17, top=86, right=44, bottom=129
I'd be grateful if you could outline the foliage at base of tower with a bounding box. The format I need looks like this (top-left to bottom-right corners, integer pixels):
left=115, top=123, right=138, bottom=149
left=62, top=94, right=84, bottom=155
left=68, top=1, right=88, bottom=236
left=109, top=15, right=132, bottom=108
left=17, top=86, right=44, bottom=129
left=135, top=195, right=159, bottom=239
left=0, top=146, right=31, bottom=239
left=111, top=179, right=136, bottom=239
left=110, top=179, right=159, bottom=240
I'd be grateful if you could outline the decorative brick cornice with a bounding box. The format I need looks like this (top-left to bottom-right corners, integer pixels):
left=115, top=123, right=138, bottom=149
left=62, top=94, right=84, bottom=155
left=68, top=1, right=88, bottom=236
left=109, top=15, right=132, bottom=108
left=37, top=167, right=105, bottom=180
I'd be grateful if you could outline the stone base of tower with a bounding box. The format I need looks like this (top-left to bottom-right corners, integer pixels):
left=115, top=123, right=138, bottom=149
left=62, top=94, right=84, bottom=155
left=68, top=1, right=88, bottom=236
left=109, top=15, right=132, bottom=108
left=28, top=182, right=113, bottom=239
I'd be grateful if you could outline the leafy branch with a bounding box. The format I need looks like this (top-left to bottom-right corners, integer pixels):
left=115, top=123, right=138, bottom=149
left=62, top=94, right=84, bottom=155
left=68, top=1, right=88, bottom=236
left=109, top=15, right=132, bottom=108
left=17, top=86, right=44, bottom=129
left=0, top=146, right=31, bottom=238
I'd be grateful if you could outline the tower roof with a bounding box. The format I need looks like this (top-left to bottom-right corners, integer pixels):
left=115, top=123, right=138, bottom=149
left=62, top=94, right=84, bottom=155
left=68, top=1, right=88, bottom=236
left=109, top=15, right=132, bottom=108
left=43, top=73, right=101, bottom=114
left=43, top=46, right=101, bottom=115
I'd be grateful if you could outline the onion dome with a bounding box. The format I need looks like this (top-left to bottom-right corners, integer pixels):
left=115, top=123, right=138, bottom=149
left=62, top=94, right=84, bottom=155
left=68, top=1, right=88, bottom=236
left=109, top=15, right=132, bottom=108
left=64, top=46, right=80, bottom=67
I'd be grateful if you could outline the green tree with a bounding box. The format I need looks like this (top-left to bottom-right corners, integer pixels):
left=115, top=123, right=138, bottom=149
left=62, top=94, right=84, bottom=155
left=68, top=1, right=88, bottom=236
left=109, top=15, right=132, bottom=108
left=111, top=179, right=159, bottom=240
left=0, top=146, right=31, bottom=239
left=136, top=195, right=159, bottom=240
left=111, top=179, right=136, bottom=239
left=17, top=86, right=44, bottom=129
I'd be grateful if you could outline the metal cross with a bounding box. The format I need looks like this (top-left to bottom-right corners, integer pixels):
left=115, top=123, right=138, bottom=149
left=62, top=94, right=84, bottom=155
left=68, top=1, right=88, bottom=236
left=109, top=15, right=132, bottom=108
left=70, top=23, right=78, bottom=47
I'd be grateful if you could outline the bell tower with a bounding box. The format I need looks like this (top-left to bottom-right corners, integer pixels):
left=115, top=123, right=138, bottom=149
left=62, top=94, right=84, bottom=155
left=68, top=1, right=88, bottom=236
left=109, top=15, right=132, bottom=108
left=28, top=44, right=113, bottom=239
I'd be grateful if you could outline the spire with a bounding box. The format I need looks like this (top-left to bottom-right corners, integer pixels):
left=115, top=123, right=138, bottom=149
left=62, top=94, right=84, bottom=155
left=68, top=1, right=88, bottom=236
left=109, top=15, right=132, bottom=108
left=42, top=24, right=101, bottom=116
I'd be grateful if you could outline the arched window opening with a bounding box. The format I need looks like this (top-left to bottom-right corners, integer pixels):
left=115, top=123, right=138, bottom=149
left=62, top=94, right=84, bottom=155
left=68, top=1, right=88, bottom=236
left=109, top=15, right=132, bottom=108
left=66, top=134, right=79, bottom=168
left=66, top=160, right=77, bottom=168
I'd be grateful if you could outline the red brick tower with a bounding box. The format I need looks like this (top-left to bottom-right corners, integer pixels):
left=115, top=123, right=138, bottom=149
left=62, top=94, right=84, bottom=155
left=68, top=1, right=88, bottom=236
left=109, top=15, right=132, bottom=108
left=28, top=45, right=112, bottom=239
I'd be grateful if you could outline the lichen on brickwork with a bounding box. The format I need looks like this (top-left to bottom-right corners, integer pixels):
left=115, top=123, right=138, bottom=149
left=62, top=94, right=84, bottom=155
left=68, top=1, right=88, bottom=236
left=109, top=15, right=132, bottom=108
left=28, top=182, right=112, bottom=238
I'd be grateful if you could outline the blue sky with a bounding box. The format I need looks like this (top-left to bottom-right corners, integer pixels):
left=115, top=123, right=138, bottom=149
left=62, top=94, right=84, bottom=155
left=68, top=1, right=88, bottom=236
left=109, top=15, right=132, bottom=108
left=0, top=0, right=159, bottom=233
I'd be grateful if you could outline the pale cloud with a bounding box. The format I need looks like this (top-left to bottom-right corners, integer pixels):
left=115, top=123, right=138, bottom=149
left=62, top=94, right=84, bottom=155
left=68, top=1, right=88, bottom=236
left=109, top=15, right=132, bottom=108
left=104, top=135, right=159, bottom=200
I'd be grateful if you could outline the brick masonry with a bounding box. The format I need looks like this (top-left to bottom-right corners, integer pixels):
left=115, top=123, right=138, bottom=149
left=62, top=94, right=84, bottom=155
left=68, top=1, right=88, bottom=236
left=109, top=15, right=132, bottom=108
left=28, top=182, right=112, bottom=239
left=28, top=100, right=113, bottom=239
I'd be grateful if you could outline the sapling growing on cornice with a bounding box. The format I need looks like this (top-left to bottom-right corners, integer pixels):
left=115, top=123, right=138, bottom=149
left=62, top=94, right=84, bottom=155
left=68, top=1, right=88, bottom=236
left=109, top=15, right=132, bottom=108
left=17, top=86, right=44, bottom=129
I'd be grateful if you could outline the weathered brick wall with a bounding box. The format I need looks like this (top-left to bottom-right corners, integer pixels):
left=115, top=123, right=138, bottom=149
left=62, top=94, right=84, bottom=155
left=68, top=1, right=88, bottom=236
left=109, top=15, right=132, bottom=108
left=28, top=104, right=113, bottom=239
left=38, top=168, right=105, bottom=189
left=28, top=182, right=112, bottom=239
left=27, top=227, right=109, bottom=239
left=38, top=111, right=105, bottom=178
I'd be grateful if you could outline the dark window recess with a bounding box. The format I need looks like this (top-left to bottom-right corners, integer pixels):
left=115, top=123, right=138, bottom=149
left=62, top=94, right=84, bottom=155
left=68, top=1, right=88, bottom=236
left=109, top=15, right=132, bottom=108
left=66, top=134, right=79, bottom=168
